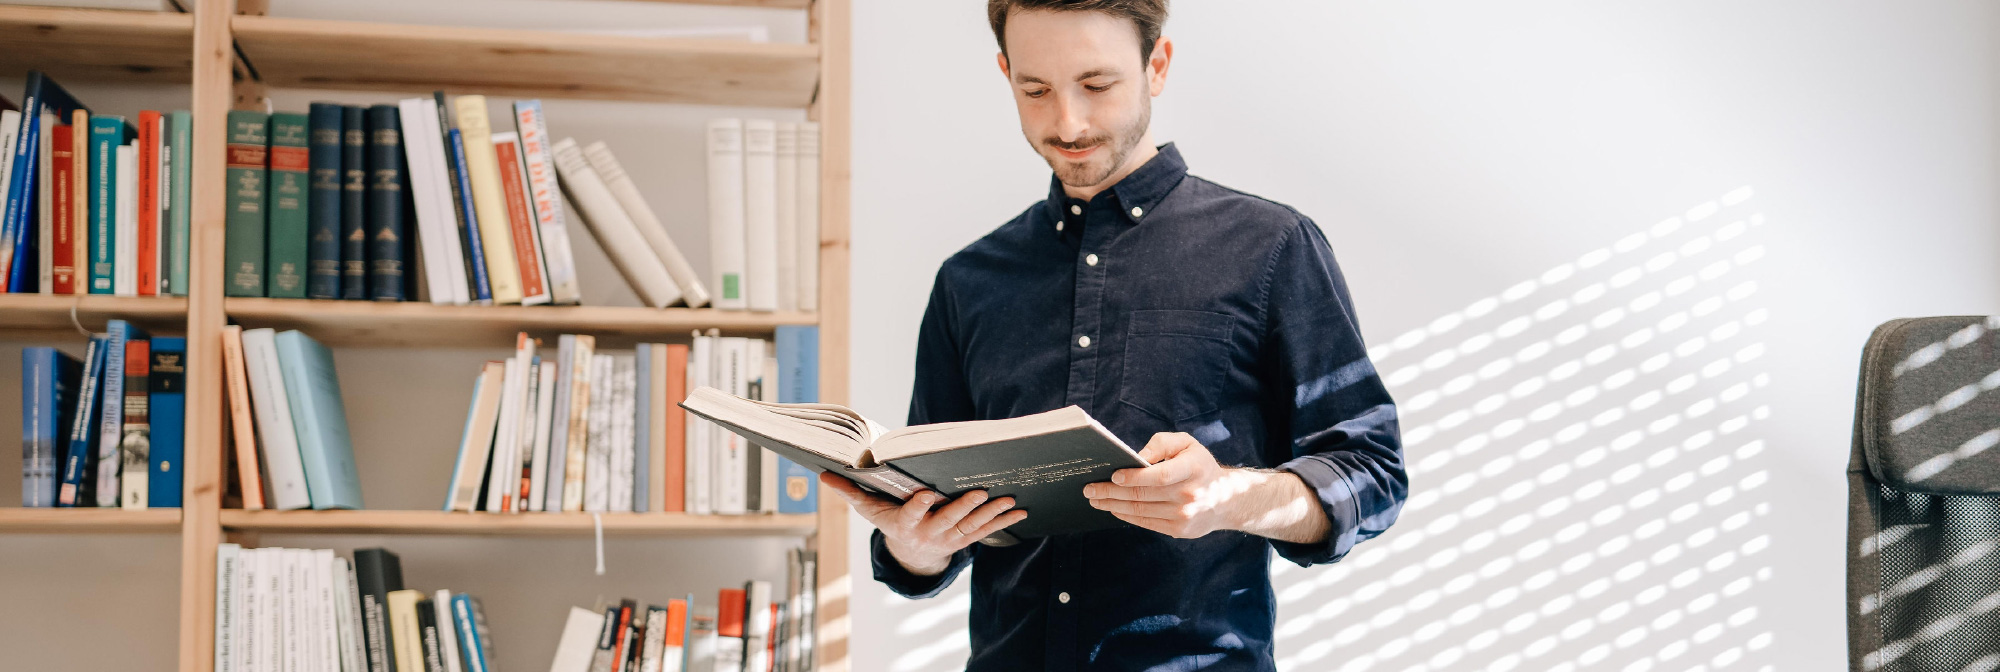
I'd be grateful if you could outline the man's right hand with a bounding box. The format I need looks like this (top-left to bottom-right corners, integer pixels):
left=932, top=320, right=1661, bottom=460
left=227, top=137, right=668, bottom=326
left=820, top=472, right=1027, bottom=576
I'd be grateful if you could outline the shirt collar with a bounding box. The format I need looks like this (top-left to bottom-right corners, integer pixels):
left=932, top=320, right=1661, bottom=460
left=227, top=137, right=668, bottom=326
left=1042, top=142, right=1188, bottom=230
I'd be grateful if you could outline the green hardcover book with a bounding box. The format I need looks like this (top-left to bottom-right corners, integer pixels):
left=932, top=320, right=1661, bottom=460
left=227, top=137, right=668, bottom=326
left=166, top=111, right=193, bottom=296
left=264, top=112, right=309, bottom=298
left=223, top=110, right=269, bottom=297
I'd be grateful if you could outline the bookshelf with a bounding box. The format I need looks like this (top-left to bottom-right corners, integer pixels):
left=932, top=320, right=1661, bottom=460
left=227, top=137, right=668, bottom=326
left=0, top=1, right=852, bottom=670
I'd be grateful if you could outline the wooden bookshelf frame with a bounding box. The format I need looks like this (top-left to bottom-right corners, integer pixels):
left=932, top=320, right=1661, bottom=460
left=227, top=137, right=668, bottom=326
left=0, top=1, right=851, bottom=670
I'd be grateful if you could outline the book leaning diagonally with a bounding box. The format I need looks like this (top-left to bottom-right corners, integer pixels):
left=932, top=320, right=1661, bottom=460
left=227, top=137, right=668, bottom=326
left=550, top=138, right=682, bottom=307
left=581, top=141, right=710, bottom=308
left=679, top=387, right=1149, bottom=541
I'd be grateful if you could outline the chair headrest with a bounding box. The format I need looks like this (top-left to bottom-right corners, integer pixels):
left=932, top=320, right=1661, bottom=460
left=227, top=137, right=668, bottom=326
left=1860, top=316, right=2000, bottom=495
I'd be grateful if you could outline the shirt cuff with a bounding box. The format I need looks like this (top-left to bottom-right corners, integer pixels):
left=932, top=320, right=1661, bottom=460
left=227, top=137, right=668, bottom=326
left=1271, top=455, right=1361, bottom=567
left=870, top=527, right=975, bottom=599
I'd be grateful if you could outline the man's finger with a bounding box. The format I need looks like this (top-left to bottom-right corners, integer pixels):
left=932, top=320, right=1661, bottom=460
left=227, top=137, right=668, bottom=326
left=1089, top=496, right=1181, bottom=519
left=1136, top=432, right=1196, bottom=464
left=897, top=490, right=941, bottom=531
left=1109, top=511, right=1176, bottom=536
left=820, top=472, right=900, bottom=519
left=919, top=490, right=991, bottom=538
left=1083, top=482, right=1172, bottom=502
left=1113, top=454, right=1198, bottom=487
left=963, top=509, right=1030, bottom=543
left=952, top=496, right=1018, bottom=536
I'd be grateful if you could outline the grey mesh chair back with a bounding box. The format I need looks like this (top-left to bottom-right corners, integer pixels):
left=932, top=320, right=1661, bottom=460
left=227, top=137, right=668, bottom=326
left=1851, top=316, right=2000, bottom=671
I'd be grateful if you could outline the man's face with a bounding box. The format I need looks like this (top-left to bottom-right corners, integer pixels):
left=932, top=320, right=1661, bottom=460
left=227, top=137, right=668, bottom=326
left=1000, top=10, right=1160, bottom=191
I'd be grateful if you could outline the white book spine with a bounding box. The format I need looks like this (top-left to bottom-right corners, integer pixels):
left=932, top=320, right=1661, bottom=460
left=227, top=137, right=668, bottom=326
left=515, top=352, right=541, bottom=508
left=716, top=337, right=748, bottom=514
left=399, top=98, right=459, bottom=305
left=487, top=357, right=523, bottom=513
left=585, top=353, right=614, bottom=512
left=550, top=138, right=682, bottom=307
left=240, top=550, right=260, bottom=672
left=528, top=359, right=558, bottom=511
left=114, top=143, right=137, bottom=296
left=243, top=328, right=312, bottom=509
left=744, top=581, right=772, bottom=672
left=706, top=119, right=748, bottom=310
left=215, top=543, right=239, bottom=672
left=329, top=557, right=358, bottom=672
left=759, top=351, right=779, bottom=514
left=154, top=115, right=167, bottom=295
left=612, top=355, right=636, bottom=512
left=310, top=549, right=334, bottom=672
left=434, top=590, right=464, bottom=672
left=38, top=112, right=56, bottom=293
left=742, top=120, right=778, bottom=312
left=796, top=122, right=821, bottom=313
left=772, top=123, right=799, bottom=312
left=562, top=336, right=595, bottom=512
left=545, top=336, right=575, bottom=513
left=688, top=332, right=714, bottom=515
left=427, top=99, right=472, bottom=304
left=516, top=103, right=582, bottom=305
left=582, top=141, right=710, bottom=308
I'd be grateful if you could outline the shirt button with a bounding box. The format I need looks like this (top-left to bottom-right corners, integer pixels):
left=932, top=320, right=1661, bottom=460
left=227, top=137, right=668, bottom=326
left=1085, top=254, right=1098, bottom=266
left=1131, top=206, right=1144, bottom=218
left=1056, top=221, right=1064, bottom=232
left=1078, top=335, right=1091, bottom=348
left=1059, top=592, right=1071, bottom=604
left=1070, top=205, right=1082, bottom=215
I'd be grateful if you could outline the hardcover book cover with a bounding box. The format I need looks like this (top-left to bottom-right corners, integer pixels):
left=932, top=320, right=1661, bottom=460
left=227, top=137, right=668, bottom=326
left=365, top=105, right=406, bottom=301
left=307, top=103, right=344, bottom=299
left=20, top=347, right=82, bottom=507
left=265, top=111, right=310, bottom=298
left=275, top=329, right=364, bottom=510
left=223, top=110, right=268, bottom=297
left=147, top=337, right=185, bottom=508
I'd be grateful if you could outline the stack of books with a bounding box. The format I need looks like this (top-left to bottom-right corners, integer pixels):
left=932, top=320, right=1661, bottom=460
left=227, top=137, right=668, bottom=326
left=19, top=321, right=185, bottom=509
left=220, top=325, right=364, bottom=511
left=222, top=94, right=824, bottom=311
left=544, top=549, right=818, bottom=672
left=1, top=71, right=196, bottom=297
left=212, top=545, right=500, bottom=672
left=439, top=326, right=820, bottom=515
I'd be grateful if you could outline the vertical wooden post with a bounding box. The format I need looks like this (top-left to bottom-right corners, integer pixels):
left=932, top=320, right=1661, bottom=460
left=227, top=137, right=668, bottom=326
left=179, top=1, right=233, bottom=671
left=809, top=0, right=853, bottom=669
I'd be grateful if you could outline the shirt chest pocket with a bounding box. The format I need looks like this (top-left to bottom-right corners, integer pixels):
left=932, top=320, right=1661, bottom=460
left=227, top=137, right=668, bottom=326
left=1119, top=310, right=1234, bottom=423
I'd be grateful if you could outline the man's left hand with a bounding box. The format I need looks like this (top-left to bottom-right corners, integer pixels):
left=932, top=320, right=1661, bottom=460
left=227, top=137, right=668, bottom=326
left=1084, top=432, right=1259, bottom=539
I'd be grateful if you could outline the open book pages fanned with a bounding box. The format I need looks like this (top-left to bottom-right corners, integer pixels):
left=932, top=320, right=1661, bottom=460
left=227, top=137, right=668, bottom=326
left=679, top=386, right=1147, bottom=541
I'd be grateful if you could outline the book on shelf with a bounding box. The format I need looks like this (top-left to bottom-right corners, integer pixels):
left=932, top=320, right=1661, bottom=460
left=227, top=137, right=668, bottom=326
left=135, top=109, right=160, bottom=297
left=512, top=100, right=580, bottom=305
left=705, top=119, right=747, bottom=311
left=367, top=104, right=408, bottom=302
left=342, top=105, right=369, bottom=301
left=742, top=119, right=779, bottom=313
left=679, top=386, right=1149, bottom=541
left=225, top=110, right=270, bottom=297
left=57, top=335, right=106, bottom=506
left=277, top=329, right=365, bottom=510
left=221, top=325, right=266, bottom=510
left=706, top=117, right=821, bottom=314
left=455, top=95, right=522, bottom=305
left=118, top=334, right=150, bottom=509
left=581, top=141, right=708, bottom=308
left=94, top=319, right=144, bottom=506
left=551, top=137, right=682, bottom=308
left=307, top=103, right=344, bottom=299
left=229, top=327, right=363, bottom=510
left=492, top=131, right=551, bottom=306
left=19, top=325, right=185, bottom=509
left=267, top=111, right=310, bottom=298
left=148, top=337, right=186, bottom=508
left=20, top=346, right=83, bottom=507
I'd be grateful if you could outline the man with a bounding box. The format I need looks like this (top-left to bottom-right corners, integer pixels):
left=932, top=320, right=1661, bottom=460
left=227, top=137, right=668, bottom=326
left=819, top=1, right=1407, bottom=669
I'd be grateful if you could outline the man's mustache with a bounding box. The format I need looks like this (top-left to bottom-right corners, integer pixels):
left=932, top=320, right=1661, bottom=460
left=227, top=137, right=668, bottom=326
left=1044, top=136, right=1109, bottom=152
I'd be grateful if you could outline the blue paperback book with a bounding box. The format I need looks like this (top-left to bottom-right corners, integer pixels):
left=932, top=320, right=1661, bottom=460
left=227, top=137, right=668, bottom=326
left=452, top=593, right=492, bottom=672
left=21, top=347, right=83, bottom=506
left=447, top=128, right=492, bottom=303
left=148, top=337, right=186, bottom=508
left=58, top=335, right=108, bottom=507
left=775, top=325, right=820, bottom=513
left=275, top=330, right=364, bottom=510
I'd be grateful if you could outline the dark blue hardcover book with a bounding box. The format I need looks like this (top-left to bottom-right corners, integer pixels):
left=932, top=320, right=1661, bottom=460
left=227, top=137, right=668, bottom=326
left=3, top=109, right=39, bottom=292
left=147, top=337, right=186, bottom=508
left=6, top=72, right=90, bottom=290
left=95, top=320, right=146, bottom=506
left=446, top=128, right=491, bottom=303
left=432, top=92, right=482, bottom=304
left=58, top=335, right=107, bottom=506
left=364, top=105, right=406, bottom=301
left=775, top=325, right=819, bottom=513
left=340, top=105, right=367, bottom=299
left=22, top=347, right=82, bottom=506
left=307, top=103, right=344, bottom=299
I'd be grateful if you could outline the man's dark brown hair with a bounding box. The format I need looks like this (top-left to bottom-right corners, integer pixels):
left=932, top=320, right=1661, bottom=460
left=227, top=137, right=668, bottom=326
left=987, top=0, right=1170, bottom=63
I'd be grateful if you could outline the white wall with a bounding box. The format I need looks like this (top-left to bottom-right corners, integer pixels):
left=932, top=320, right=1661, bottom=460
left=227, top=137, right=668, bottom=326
left=6, top=1, right=2000, bottom=670
left=848, top=1, right=2000, bottom=671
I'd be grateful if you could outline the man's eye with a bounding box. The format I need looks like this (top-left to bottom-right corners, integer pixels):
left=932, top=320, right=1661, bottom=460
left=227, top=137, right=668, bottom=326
left=1025, top=89, right=1049, bottom=98
left=1086, top=84, right=1112, bottom=93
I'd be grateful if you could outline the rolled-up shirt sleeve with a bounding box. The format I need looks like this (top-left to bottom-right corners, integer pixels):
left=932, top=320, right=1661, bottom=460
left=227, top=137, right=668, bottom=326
left=1263, top=217, right=1408, bottom=566
left=871, top=268, right=980, bottom=598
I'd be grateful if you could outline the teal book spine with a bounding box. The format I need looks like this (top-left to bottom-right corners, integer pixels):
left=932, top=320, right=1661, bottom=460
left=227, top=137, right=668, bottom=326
left=264, top=112, right=310, bottom=298
left=166, top=111, right=192, bottom=296
left=86, top=116, right=132, bottom=294
left=274, top=329, right=364, bottom=510
left=774, top=325, right=818, bottom=514
left=223, top=111, right=268, bottom=297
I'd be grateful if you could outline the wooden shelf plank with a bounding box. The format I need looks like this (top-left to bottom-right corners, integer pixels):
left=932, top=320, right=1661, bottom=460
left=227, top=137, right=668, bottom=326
left=0, top=5, right=194, bottom=85
left=0, top=507, right=183, bottom=533
left=0, top=294, right=188, bottom=340
left=219, top=509, right=817, bottom=536
left=225, top=297, right=813, bottom=347
left=230, top=15, right=820, bottom=106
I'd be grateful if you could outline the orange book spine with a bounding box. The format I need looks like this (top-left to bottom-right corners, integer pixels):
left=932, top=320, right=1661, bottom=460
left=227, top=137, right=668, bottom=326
left=664, top=343, right=688, bottom=512
left=493, top=138, right=547, bottom=303
left=135, top=110, right=161, bottom=296
left=221, top=325, right=265, bottom=509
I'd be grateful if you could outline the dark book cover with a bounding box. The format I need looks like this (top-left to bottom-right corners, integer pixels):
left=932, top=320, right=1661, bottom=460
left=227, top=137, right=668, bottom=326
left=57, top=335, right=106, bottom=506
left=588, top=605, right=619, bottom=672
left=622, top=602, right=647, bottom=672
left=341, top=104, right=368, bottom=299
left=265, top=112, right=310, bottom=298
left=223, top=111, right=267, bottom=297
left=432, top=92, right=485, bottom=303
left=355, top=547, right=405, bottom=672
left=21, top=347, right=82, bottom=507
left=147, top=337, right=185, bottom=508
left=416, top=597, right=445, bottom=672
left=306, top=103, right=343, bottom=299
left=365, top=105, right=406, bottom=301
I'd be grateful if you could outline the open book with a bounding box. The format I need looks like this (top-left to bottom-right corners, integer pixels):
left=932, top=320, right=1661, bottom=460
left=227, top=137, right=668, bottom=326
left=679, top=386, right=1148, bottom=541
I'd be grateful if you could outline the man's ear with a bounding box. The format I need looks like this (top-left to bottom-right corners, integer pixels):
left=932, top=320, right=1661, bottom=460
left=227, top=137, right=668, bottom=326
left=1147, top=37, right=1174, bottom=96
left=997, top=51, right=1011, bottom=80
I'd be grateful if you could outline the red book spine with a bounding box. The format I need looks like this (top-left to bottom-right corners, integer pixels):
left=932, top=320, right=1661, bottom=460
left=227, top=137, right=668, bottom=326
left=135, top=110, right=161, bottom=296
left=717, top=588, right=746, bottom=639
left=493, top=140, right=547, bottom=301
left=608, top=601, right=635, bottom=672
left=49, top=125, right=77, bottom=294
left=664, top=343, right=688, bottom=512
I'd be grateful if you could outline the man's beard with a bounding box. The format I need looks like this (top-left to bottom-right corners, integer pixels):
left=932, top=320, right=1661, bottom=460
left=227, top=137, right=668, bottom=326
left=1036, top=100, right=1152, bottom=190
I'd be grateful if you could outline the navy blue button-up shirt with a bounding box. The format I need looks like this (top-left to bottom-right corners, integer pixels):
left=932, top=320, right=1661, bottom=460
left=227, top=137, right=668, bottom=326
left=871, top=143, right=1406, bottom=671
